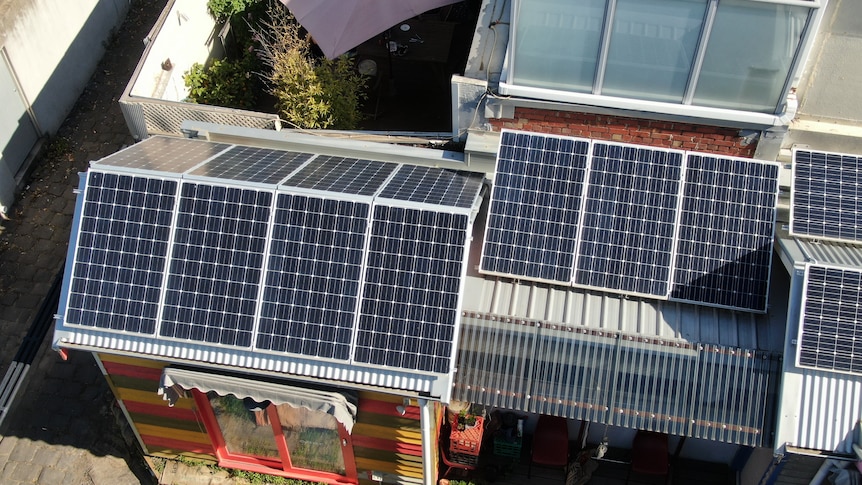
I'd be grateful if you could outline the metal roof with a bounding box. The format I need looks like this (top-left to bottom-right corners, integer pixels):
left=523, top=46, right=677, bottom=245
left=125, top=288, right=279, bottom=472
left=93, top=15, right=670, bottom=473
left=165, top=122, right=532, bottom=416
left=452, top=221, right=788, bottom=446
left=774, top=231, right=862, bottom=454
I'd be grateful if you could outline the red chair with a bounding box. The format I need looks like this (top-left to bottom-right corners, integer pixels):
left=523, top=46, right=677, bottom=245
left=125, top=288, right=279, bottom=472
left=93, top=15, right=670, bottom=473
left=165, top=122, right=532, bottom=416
left=528, top=415, right=570, bottom=478
left=628, top=430, right=670, bottom=483
left=440, top=440, right=478, bottom=479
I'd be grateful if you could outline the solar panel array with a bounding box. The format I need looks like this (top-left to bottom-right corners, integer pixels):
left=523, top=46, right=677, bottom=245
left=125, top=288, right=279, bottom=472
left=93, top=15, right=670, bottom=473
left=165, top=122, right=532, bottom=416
left=480, top=130, right=780, bottom=312
left=791, top=149, right=862, bottom=244
left=481, top=132, right=589, bottom=284
left=61, top=137, right=484, bottom=376
left=797, top=264, right=862, bottom=375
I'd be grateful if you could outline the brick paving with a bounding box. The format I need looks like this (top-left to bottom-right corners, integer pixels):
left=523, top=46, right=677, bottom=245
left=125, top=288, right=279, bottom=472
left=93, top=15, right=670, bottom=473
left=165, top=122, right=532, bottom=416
left=0, top=1, right=166, bottom=483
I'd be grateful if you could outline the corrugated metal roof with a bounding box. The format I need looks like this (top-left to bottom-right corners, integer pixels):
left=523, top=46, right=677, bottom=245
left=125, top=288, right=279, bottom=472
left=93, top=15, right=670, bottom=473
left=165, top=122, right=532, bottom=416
left=790, top=370, right=862, bottom=453
left=453, top=312, right=781, bottom=447
left=453, top=272, right=787, bottom=447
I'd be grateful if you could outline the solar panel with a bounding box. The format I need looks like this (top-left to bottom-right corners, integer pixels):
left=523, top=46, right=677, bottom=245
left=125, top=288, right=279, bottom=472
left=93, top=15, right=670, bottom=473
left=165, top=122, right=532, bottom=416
left=92, top=136, right=230, bottom=173
left=791, top=149, right=862, bottom=243
left=189, top=146, right=313, bottom=184
left=797, top=264, right=862, bottom=375
left=159, top=183, right=272, bottom=347
left=377, top=165, right=484, bottom=208
left=284, top=155, right=396, bottom=195
left=256, top=194, right=369, bottom=360
left=64, top=171, right=176, bottom=334
left=574, top=142, right=683, bottom=297
left=672, top=154, right=779, bottom=312
left=354, top=205, right=469, bottom=373
left=480, top=131, right=590, bottom=284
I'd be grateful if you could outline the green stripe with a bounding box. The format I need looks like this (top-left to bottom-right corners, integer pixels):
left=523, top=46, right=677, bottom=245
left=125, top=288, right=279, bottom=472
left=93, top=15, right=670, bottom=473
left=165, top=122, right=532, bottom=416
left=354, top=447, right=422, bottom=465
left=355, top=412, right=421, bottom=431
left=129, top=412, right=207, bottom=433
left=108, top=374, right=160, bottom=393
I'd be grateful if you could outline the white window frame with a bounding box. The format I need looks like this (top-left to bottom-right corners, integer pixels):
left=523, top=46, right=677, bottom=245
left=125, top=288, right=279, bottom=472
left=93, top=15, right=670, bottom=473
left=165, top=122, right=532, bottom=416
left=500, top=0, right=826, bottom=127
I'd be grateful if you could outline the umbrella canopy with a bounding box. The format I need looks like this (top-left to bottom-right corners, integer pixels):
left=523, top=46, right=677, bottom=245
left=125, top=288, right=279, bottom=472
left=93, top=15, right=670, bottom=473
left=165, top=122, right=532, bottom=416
left=280, top=0, right=462, bottom=59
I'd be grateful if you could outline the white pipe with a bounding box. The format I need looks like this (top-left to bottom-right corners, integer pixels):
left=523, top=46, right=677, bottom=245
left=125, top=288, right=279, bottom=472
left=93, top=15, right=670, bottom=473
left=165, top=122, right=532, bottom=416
left=419, top=398, right=436, bottom=485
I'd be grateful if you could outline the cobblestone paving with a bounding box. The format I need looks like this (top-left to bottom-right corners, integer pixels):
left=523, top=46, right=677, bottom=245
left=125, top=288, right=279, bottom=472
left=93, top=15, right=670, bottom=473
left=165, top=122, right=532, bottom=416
left=0, top=1, right=166, bottom=483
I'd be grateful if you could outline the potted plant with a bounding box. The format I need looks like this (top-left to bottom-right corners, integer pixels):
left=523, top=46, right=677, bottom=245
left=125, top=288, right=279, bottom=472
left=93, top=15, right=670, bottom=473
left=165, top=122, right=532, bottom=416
left=456, top=408, right=478, bottom=431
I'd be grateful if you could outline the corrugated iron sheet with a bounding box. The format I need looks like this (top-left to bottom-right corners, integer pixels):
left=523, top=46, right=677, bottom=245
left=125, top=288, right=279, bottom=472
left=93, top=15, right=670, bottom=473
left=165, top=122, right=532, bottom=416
left=454, top=314, right=780, bottom=447
left=454, top=275, right=784, bottom=447
left=794, top=371, right=862, bottom=453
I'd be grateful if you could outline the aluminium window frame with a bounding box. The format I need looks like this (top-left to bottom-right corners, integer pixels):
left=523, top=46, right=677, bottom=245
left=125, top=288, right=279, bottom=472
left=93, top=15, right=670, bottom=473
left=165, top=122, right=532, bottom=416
left=193, top=390, right=359, bottom=484
left=503, top=0, right=825, bottom=126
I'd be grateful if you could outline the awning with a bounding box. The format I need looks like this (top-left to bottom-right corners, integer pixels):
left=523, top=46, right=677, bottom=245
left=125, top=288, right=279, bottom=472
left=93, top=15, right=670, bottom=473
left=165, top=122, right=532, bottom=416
left=159, top=367, right=358, bottom=433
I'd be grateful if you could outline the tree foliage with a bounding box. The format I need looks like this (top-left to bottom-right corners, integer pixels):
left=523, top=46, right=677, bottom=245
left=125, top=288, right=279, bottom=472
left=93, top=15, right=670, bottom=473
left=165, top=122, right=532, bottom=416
left=183, top=55, right=257, bottom=110
left=207, top=0, right=262, bottom=22
left=254, top=5, right=366, bottom=130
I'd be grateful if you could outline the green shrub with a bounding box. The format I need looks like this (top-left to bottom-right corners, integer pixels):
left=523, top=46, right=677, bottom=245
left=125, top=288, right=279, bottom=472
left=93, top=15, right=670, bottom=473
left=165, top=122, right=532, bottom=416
left=254, top=5, right=366, bottom=129
left=183, top=56, right=257, bottom=110
left=207, top=0, right=262, bottom=22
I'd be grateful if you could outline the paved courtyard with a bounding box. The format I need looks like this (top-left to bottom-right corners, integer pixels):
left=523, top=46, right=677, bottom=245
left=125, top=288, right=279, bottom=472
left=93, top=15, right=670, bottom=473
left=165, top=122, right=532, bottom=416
left=0, top=1, right=166, bottom=483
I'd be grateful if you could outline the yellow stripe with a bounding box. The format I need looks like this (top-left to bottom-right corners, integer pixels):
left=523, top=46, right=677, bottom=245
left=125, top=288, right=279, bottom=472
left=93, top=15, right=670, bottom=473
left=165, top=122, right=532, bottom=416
left=115, top=387, right=196, bottom=410
left=97, top=353, right=168, bottom=369
left=355, top=458, right=423, bottom=479
left=135, top=423, right=212, bottom=445
left=147, top=449, right=218, bottom=463
left=352, top=423, right=422, bottom=445
left=353, top=448, right=423, bottom=465
left=358, top=391, right=418, bottom=407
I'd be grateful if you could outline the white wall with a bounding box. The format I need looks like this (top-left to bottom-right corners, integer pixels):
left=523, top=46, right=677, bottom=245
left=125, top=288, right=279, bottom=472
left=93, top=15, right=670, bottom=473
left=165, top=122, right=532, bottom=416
left=129, top=0, right=220, bottom=102
left=0, top=0, right=129, bottom=213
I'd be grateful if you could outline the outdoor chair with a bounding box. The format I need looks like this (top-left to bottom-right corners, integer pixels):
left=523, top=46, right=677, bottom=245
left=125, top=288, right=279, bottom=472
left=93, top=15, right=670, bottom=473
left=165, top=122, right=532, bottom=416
left=528, top=414, right=570, bottom=478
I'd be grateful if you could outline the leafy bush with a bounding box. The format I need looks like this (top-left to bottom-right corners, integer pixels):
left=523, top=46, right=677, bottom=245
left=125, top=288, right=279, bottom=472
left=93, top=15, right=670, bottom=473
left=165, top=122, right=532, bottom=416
left=183, top=55, right=257, bottom=110
left=207, top=0, right=262, bottom=22
left=253, top=5, right=367, bottom=130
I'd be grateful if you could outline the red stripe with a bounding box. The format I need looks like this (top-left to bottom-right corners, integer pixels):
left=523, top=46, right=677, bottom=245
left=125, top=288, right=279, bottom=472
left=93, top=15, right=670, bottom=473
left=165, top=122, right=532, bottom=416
left=124, top=400, right=200, bottom=421
left=352, top=435, right=423, bottom=456
left=102, top=361, right=163, bottom=381
left=141, top=434, right=216, bottom=455
left=359, top=399, right=420, bottom=420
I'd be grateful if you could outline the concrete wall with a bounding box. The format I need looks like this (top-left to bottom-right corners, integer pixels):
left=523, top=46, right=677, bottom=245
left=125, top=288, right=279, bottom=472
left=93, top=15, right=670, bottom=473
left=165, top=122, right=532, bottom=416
left=128, top=0, right=220, bottom=102
left=0, top=0, right=130, bottom=213
left=487, top=107, right=759, bottom=158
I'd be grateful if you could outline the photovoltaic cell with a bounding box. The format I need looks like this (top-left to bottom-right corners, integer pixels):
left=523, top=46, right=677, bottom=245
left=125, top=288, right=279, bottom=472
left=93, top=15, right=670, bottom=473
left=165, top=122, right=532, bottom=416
left=256, top=194, right=369, bottom=360
left=672, top=155, right=778, bottom=311
left=65, top=171, right=176, bottom=334
left=355, top=205, right=468, bottom=373
left=189, top=146, right=313, bottom=184
left=480, top=131, right=590, bottom=283
left=377, top=165, right=484, bottom=208
left=92, top=136, right=230, bottom=173
left=159, top=183, right=272, bottom=347
left=575, top=142, right=683, bottom=297
left=284, top=155, right=396, bottom=195
left=797, top=264, right=862, bottom=375
left=791, top=149, right=862, bottom=243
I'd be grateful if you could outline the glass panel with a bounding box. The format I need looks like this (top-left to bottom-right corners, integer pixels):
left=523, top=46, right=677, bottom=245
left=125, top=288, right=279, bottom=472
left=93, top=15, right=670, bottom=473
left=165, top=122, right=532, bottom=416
left=693, top=0, right=810, bottom=113
left=511, top=0, right=606, bottom=92
left=208, top=393, right=280, bottom=459
left=274, top=404, right=346, bottom=475
left=602, top=0, right=707, bottom=102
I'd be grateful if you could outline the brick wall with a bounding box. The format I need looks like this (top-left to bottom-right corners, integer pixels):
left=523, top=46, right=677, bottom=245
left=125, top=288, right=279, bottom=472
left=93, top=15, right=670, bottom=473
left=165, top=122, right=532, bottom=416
left=488, top=107, right=757, bottom=157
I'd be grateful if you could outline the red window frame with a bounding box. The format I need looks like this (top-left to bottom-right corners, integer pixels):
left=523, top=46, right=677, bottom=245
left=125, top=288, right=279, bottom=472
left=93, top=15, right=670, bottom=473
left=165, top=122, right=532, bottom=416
left=193, top=390, right=358, bottom=484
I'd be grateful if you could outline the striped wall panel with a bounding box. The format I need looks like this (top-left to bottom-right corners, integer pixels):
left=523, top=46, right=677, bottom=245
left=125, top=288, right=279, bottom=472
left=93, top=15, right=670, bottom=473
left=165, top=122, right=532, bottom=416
left=353, top=391, right=427, bottom=484
left=96, top=354, right=217, bottom=461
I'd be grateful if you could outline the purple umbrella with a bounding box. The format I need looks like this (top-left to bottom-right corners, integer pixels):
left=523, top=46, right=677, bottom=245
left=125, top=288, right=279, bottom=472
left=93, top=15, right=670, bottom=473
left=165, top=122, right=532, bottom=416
left=280, top=0, right=461, bottom=59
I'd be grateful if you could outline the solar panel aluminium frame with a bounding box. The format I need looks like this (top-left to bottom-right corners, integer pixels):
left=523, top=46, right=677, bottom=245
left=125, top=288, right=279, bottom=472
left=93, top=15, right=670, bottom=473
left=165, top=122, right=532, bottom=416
left=352, top=200, right=476, bottom=374
left=795, top=262, right=862, bottom=376
left=478, top=129, right=781, bottom=312
left=59, top=148, right=482, bottom=376
left=789, top=147, right=862, bottom=245
left=571, top=140, right=687, bottom=300
left=478, top=130, right=593, bottom=286
left=479, top=131, right=689, bottom=301
left=669, top=153, right=781, bottom=313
